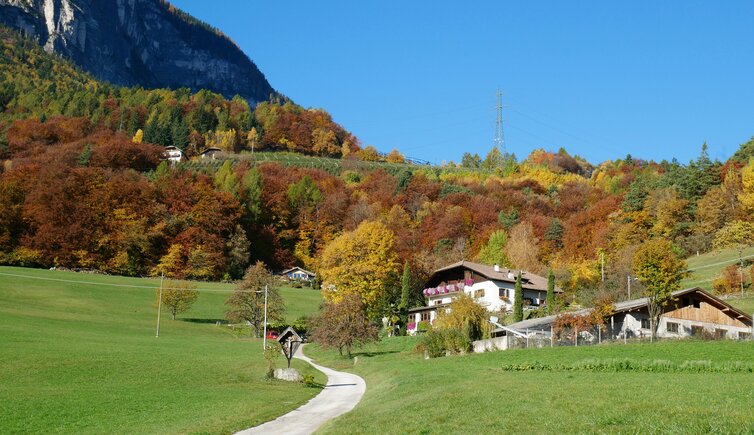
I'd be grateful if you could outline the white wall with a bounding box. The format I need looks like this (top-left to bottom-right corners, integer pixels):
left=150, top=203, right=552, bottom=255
left=426, top=279, right=548, bottom=314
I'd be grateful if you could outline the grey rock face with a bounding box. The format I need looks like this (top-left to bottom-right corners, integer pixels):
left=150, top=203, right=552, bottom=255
left=0, top=0, right=276, bottom=104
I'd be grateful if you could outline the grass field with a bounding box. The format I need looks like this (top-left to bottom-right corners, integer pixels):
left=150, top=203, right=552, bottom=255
left=306, top=337, right=754, bottom=434
left=0, top=266, right=324, bottom=434
left=682, top=246, right=754, bottom=291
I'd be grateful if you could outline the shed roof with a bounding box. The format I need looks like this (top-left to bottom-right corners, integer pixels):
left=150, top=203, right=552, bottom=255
left=279, top=266, right=315, bottom=277
left=502, top=287, right=752, bottom=333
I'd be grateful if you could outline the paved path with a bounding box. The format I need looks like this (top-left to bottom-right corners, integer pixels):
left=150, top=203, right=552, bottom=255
left=235, top=345, right=366, bottom=435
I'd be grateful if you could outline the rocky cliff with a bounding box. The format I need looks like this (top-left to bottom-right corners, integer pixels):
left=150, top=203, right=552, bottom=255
left=0, top=0, right=276, bottom=104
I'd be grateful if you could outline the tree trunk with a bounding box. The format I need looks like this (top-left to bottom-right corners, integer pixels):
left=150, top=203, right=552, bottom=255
left=647, top=296, right=660, bottom=341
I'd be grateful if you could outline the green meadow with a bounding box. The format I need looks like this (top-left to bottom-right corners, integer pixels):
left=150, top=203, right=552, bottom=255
left=683, top=246, right=754, bottom=291
left=0, top=266, right=323, bottom=434
left=307, top=337, right=754, bottom=434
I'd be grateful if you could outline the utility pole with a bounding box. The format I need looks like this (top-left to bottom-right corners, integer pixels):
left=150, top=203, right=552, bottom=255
left=494, top=89, right=506, bottom=154
left=740, top=257, right=745, bottom=297
left=262, top=284, right=268, bottom=351
left=627, top=275, right=631, bottom=299
left=155, top=273, right=164, bottom=338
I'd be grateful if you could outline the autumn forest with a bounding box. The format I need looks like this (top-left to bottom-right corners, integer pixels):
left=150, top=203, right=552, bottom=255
left=2, top=26, right=754, bottom=315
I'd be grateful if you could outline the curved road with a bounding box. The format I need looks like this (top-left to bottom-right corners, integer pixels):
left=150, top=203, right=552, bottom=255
left=235, top=346, right=366, bottom=435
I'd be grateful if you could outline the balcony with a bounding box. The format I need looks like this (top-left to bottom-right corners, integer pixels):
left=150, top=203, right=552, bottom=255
left=422, top=279, right=474, bottom=297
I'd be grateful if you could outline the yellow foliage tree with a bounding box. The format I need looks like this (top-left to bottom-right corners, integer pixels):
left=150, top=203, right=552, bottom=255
left=312, top=127, right=339, bottom=156
left=386, top=148, right=405, bottom=164
left=152, top=244, right=185, bottom=278
left=738, top=159, right=754, bottom=214
left=319, top=220, right=400, bottom=316
left=204, top=129, right=238, bottom=151
left=132, top=128, right=143, bottom=143
left=433, top=293, right=491, bottom=340
left=356, top=145, right=380, bottom=162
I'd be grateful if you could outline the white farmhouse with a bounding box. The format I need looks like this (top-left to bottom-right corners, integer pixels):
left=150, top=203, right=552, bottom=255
left=163, top=146, right=184, bottom=163
left=408, top=261, right=560, bottom=331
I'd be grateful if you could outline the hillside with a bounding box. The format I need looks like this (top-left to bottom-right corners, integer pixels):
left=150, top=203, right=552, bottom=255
left=0, top=0, right=275, bottom=103
left=0, top=266, right=324, bottom=433
left=2, top=16, right=754, bottom=317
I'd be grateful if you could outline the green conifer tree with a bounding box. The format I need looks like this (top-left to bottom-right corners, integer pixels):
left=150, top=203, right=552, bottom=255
left=546, top=268, right=555, bottom=314
left=398, top=261, right=411, bottom=335
left=513, top=271, right=523, bottom=322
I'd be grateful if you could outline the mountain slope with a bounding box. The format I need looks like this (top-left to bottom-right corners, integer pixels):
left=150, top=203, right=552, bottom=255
left=0, top=0, right=276, bottom=104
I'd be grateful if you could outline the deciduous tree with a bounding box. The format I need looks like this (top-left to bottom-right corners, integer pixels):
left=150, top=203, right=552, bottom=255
left=310, top=294, right=378, bottom=358
left=225, top=261, right=285, bottom=337
left=156, top=280, right=199, bottom=320
left=433, top=293, right=490, bottom=341
left=319, top=221, right=399, bottom=317
left=632, top=238, right=686, bottom=340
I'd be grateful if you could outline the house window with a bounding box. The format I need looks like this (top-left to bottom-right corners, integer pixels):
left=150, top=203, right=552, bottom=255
left=420, top=312, right=430, bottom=322
left=434, top=300, right=443, bottom=306
left=499, top=288, right=509, bottom=299
left=738, top=331, right=751, bottom=340
left=693, top=299, right=701, bottom=309
left=666, top=322, right=679, bottom=333
left=714, top=328, right=727, bottom=339
left=474, top=289, right=485, bottom=299
left=691, top=325, right=704, bottom=336
left=640, top=318, right=650, bottom=329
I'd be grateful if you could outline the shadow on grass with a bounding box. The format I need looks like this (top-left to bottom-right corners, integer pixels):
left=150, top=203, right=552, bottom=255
left=181, top=318, right=227, bottom=324
left=351, top=350, right=400, bottom=358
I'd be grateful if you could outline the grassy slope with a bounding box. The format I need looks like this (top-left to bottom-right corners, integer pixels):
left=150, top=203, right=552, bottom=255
left=683, top=247, right=754, bottom=314
left=0, top=266, right=323, bottom=434
left=682, top=246, right=754, bottom=291
left=307, top=337, right=754, bottom=434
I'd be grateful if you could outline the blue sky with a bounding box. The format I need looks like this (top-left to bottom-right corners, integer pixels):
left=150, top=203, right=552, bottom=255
left=171, top=1, right=754, bottom=165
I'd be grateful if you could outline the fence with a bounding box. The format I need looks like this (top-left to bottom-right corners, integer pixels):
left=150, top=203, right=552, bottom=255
left=475, top=320, right=750, bottom=352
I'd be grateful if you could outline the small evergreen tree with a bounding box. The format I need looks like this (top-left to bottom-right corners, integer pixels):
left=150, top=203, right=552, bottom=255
left=546, top=268, right=555, bottom=314
left=513, top=271, right=523, bottom=322
left=398, top=261, right=411, bottom=335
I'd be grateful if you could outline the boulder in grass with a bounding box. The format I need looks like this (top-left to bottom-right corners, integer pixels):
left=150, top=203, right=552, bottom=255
left=274, top=368, right=302, bottom=382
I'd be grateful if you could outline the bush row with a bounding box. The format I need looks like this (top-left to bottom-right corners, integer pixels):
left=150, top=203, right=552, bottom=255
left=499, top=358, right=754, bottom=373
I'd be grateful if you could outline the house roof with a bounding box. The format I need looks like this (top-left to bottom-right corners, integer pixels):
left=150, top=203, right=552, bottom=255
left=408, top=303, right=450, bottom=313
left=279, top=266, right=315, bottom=277
left=429, top=260, right=560, bottom=293
left=503, top=287, right=752, bottom=332
left=200, top=147, right=223, bottom=154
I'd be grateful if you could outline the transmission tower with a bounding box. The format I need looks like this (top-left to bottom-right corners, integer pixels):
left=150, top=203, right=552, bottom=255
left=494, top=89, right=506, bottom=154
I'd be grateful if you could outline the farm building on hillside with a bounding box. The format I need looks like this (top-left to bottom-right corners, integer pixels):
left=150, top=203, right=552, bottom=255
left=408, top=261, right=561, bottom=332
left=163, top=146, right=185, bottom=163
left=200, top=147, right=223, bottom=160
left=279, top=266, right=316, bottom=282
left=504, top=287, right=753, bottom=341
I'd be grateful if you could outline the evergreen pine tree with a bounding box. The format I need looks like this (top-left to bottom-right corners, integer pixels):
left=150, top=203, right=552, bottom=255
left=398, top=261, right=411, bottom=335
left=172, top=116, right=189, bottom=150
left=513, top=271, right=523, bottom=322
left=546, top=268, right=555, bottom=314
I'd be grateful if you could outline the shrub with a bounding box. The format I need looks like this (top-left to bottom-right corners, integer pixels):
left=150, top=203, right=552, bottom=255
left=263, top=344, right=280, bottom=379
left=415, top=328, right=471, bottom=358
left=302, top=374, right=317, bottom=388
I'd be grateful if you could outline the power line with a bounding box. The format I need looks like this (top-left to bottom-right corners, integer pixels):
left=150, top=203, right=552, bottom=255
left=685, top=253, right=754, bottom=272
